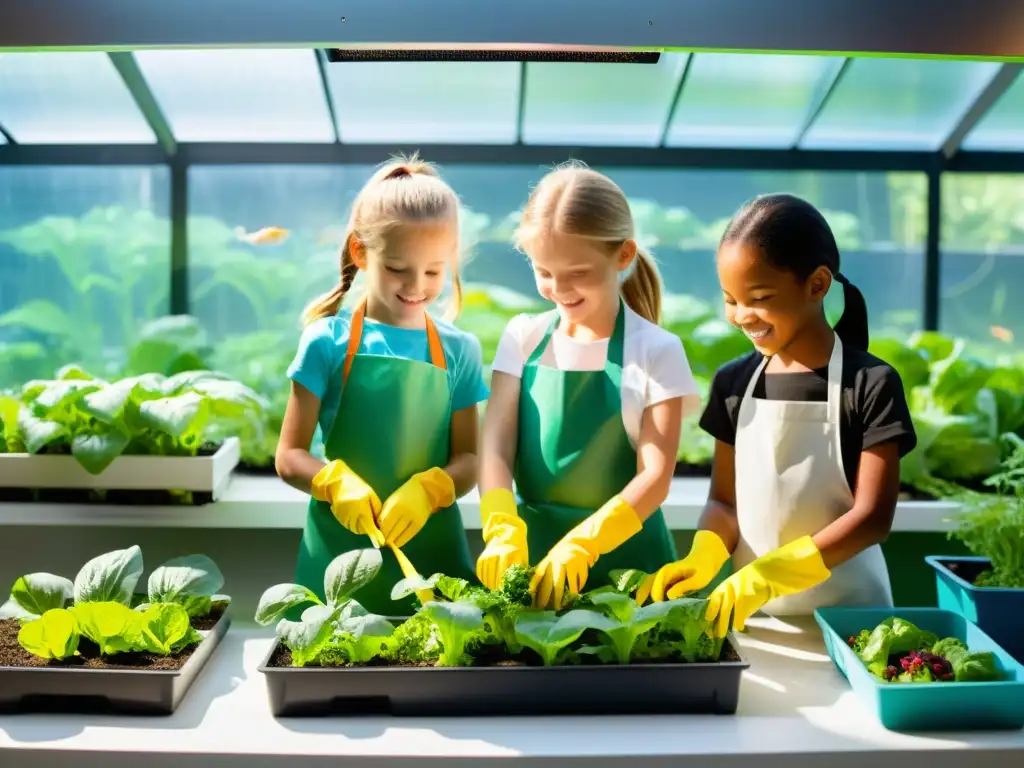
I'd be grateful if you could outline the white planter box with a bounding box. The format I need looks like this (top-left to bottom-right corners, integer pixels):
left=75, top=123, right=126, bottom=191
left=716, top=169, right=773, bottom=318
left=0, top=437, right=240, bottom=499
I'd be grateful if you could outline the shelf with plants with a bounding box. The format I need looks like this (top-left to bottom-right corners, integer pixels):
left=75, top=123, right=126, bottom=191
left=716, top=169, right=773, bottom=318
left=0, top=362, right=267, bottom=505
left=0, top=545, right=232, bottom=715
left=255, top=549, right=747, bottom=717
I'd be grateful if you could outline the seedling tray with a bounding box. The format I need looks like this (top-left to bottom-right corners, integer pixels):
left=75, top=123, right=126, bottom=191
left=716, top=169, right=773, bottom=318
left=259, top=635, right=749, bottom=717
left=0, top=607, right=232, bottom=716
left=926, top=555, right=1024, bottom=663
left=815, top=606, right=1024, bottom=732
left=0, top=436, right=240, bottom=504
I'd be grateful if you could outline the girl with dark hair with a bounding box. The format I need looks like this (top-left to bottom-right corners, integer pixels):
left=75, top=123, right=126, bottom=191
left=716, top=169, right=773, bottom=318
left=641, top=193, right=917, bottom=638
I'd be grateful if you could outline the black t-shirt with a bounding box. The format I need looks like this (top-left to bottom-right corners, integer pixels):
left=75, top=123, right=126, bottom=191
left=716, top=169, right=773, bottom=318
left=699, top=344, right=918, bottom=492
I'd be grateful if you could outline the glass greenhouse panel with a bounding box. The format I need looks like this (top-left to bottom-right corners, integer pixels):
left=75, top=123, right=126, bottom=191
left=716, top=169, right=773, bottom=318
left=0, top=53, right=154, bottom=144
left=134, top=49, right=336, bottom=142
left=939, top=173, right=1024, bottom=358
left=960, top=71, right=1024, bottom=151
left=665, top=53, right=838, bottom=149
left=325, top=62, right=520, bottom=143
left=800, top=58, right=1002, bottom=151
left=0, top=166, right=171, bottom=389
left=521, top=53, right=689, bottom=146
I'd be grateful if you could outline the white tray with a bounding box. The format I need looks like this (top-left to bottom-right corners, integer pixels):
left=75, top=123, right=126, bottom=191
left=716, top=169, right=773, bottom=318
left=0, top=437, right=240, bottom=498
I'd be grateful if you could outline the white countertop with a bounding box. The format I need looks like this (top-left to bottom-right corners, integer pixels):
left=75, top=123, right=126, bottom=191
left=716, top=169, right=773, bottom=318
left=1, top=616, right=1020, bottom=768
left=0, top=474, right=960, bottom=532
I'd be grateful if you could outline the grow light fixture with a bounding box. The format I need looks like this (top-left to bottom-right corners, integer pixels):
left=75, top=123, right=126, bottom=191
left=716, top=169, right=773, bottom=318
left=323, top=44, right=660, bottom=63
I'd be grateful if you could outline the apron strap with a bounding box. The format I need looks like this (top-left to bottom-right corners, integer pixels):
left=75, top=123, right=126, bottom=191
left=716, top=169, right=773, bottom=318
left=525, top=299, right=627, bottom=380
left=343, top=297, right=448, bottom=385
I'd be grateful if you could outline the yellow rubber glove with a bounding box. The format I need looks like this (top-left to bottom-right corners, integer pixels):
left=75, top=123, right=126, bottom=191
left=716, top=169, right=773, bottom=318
left=531, top=495, right=643, bottom=610
left=705, top=535, right=831, bottom=638
left=636, top=530, right=731, bottom=604
left=475, top=488, right=529, bottom=590
left=310, top=460, right=385, bottom=548
left=378, top=467, right=455, bottom=548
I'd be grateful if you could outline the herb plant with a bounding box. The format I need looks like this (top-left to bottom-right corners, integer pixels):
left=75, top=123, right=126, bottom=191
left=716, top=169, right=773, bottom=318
left=945, top=433, right=1024, bottom=589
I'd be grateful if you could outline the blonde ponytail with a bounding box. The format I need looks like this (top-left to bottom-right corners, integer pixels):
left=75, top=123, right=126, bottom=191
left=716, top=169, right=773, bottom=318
left=620, top=247, right=662, bottom=324
left=301, top=236, right=360, bottom=326
left=444, top=271, right=464, bottom=322
left=301, top=151, right=465, bottom=327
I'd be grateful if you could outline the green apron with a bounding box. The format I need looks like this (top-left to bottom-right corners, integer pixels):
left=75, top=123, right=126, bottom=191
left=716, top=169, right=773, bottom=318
left=515, top=301, right=677, bottom=590
left=294, top=299, right=475, bottom=615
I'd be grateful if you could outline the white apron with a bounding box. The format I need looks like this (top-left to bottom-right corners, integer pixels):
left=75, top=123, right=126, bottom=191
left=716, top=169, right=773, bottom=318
left=732, top=334, right=893, bottom=615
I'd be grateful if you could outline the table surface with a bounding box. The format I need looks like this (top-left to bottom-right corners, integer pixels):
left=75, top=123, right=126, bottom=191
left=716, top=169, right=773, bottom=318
left=1, top=615, right=1021, bottom=767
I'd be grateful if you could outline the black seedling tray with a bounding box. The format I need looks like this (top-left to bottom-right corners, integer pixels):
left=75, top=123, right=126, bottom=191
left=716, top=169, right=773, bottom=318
left=259, top=635, right=750, bottom=717
left=0, top=608, right=231, bottom=716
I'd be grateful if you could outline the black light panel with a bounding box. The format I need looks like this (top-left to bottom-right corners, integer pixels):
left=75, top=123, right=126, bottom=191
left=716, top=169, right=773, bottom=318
left=323, top=48, right=661, bottom=64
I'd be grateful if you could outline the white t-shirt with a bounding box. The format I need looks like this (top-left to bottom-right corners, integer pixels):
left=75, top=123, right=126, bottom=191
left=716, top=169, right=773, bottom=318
left=491, top=305, right=702, bottom=447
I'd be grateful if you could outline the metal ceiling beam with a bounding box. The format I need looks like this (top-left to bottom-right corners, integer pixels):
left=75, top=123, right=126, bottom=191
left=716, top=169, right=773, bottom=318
left=658, top=53, right=695, bottom=148
left=2, top=142, right=1023, bottom=174
left=108, top=52, right=176, bottom=157
left=0, top=144, right=167, bottom=164
left=515, top=62, right=528, bottom=145
left=3, top=0, right=1024, bottom=59
left=793, top=57, right=850, bottom=149
left=313, top=49, right=341, bottom=143
left=940, top=63, right=1024, bottom=159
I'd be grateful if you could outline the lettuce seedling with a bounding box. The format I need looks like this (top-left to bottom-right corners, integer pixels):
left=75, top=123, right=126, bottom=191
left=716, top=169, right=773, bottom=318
left=1, top=545, right=228, bottom=626
left=421, top=600, right=484, bottom=666
left=583, top=592, right=683, bottom=664
left=0, top=573, right=73, bottom=622
left=514, top=609, right=609, bottom=666
left=17, top=608, right=80, bottom=660
left=256, top=548, right=395, bottom=667
left=631, top=598, right=723, bottom=663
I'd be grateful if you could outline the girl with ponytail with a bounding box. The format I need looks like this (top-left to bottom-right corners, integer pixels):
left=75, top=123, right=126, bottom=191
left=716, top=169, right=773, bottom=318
left=277, top=154, right=488, bottom=615
left=642, top=193, right=918, bottom=641
left=476, top=161, right=702, bottom=608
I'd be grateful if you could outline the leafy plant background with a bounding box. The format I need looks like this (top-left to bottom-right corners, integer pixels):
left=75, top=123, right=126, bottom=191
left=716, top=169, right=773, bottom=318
left=1, top=165, right=1022, bottom=488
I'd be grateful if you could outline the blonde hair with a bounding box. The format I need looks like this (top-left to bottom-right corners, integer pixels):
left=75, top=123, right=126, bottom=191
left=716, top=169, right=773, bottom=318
left=513, top=161, right=662, bottom=324
left=302, top=153, right=464, bottom=326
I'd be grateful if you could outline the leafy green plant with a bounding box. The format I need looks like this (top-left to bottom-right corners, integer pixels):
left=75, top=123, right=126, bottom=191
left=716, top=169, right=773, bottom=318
left=944, top=434, right=1024, bottom=589
left=0, top=545, right=229, bottom=662
left=255, top=548, right=395, bottom=667
left=256, top=549, right=727, bottom=669
left=846, top=617, right=1003, bottom=683
left=0, top=363, right=266, bottom=476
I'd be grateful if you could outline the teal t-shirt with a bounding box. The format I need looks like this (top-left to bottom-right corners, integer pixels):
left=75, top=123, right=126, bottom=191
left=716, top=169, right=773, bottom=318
left=287, top=309, right=490, bottom=439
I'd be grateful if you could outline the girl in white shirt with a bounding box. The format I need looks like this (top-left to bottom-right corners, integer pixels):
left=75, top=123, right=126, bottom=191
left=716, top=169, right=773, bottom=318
left=476, top=162, right=701, bottom=609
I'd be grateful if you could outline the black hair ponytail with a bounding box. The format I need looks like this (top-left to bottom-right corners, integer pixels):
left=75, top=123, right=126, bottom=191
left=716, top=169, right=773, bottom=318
left=831, top=272, right=869, bottom=351
left=720, top=193, right=869, bottom=352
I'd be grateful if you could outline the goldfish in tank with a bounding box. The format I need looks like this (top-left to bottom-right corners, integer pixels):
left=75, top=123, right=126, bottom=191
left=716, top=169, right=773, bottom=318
left=235, top=226, right=291, bottom=246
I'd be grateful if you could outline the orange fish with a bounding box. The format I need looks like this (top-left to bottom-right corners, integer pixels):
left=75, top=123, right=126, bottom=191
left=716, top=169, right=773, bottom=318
left=235, top=226, right=290, bottom=246
left=991, top=325, right=1014, bottom=343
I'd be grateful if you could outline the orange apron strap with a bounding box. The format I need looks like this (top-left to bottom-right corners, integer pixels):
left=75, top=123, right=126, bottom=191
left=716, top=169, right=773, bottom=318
left=342, top=298, right=367, bottom=386
left=424, top=313, right=448, bottom=372
left=343, top=297, right=447, bottom=385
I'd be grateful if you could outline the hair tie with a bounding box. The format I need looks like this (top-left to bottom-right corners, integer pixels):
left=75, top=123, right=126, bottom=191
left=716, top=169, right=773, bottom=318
left=385, top=166, right=412, bottom=180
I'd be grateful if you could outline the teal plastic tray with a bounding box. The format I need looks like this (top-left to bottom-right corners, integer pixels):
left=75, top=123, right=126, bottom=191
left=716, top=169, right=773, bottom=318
left=814, top=606, right=1024, bottom=732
